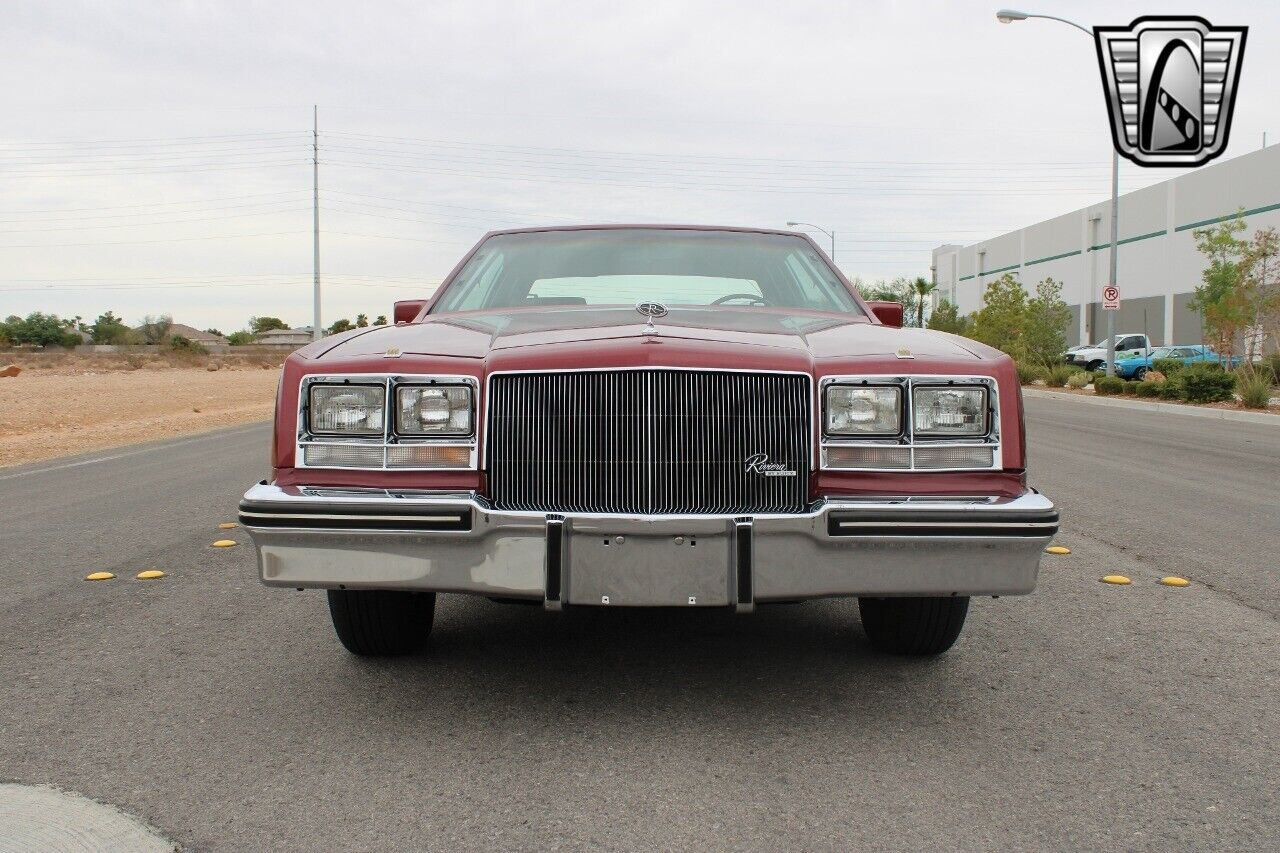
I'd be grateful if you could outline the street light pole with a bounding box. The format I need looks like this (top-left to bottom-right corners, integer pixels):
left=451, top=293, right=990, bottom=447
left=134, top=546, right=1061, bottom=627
left=997, top=8, right=1119, bottom=376
left=786, top=221, right=836, bottom=262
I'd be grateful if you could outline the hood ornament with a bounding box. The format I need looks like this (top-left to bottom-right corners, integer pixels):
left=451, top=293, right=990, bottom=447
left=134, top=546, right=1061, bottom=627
left=635, top=301, right=668, bottom=336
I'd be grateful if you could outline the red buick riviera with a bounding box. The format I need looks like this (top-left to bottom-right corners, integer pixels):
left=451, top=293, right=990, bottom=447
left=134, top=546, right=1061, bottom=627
left=239, top=226, right=1057, bottom=657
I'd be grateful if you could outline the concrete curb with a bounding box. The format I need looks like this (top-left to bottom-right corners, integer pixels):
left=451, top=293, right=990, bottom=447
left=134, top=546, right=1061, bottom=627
left=1022, top=387, right=1280, bottom=425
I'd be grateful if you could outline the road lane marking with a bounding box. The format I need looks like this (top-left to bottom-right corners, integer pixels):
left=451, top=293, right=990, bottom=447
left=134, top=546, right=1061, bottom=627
left=212, top=539, right=238, bottom=547
left=1045, top=545, right=1071, bottom=554
left=1160, top=576, right=1191, bottom=587
left=218, top=522, right=238, bottom=529
left=84, top=572, right=114, bottom=581
left=135, top=570, right=165, bottom=580
left=0, top=423, right=266, bottom=482
left=1101, top=575, right=1132, bottom=585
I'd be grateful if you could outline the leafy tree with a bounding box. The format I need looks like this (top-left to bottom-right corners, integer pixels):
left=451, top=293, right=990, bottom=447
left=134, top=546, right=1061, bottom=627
left=90, top=310, right=132, bottom=344
left=1240, top=227, right=1280, bottom=360
left=911, top=277, right=937, bottom=328
left=857, top=277, right=922, bottom=326
left=249, top=316, right=289, bottom=335
left=226, top=331, right=257, bottom=346
left=5, top=312, right=76, bottom=347
left=970, top=274, right=1029, bottom=359
left=373, top=315, right=388, bottom=326
left=328, top=318, right=355, bottom=334
left=355, top=313, right=369, bottom=328
left=138, top=314, right=173, bottom=345
left=927, top=299, right=970, bottom=335
left=204, top=328, right=224, bottom=338
left=1189, top=214, right=1250, bottom=362
left=1023, top=276, right=1073, bottom=368
left=170, top=335, right=207, bottom=355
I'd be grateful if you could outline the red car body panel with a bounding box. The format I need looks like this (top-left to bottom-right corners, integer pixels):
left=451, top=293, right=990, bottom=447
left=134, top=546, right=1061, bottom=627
left=271, top=225, right=1026, bottom=498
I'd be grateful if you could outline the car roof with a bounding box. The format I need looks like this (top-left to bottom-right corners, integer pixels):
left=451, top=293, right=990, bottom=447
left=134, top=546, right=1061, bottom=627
left=475, top=223, right=809, bottom=239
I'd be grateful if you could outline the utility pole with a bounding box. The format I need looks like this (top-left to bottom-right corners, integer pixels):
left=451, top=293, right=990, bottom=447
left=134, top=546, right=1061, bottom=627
left=312, top=105, right=322, bottom=341
left=1105, top=148, right=1118, bottom=376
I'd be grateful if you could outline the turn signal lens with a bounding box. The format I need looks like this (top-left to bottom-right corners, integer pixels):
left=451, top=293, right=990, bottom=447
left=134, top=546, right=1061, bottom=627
left=386, top=445, right=472, bottom=468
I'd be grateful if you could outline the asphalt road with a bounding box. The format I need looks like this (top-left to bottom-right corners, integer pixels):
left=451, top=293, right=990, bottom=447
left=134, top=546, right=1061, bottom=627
left=1, top=398, right=1278, bottom=851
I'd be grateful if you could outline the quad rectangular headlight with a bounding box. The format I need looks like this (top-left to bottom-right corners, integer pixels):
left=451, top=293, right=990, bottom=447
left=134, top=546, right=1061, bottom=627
left=824, top=385, right=902, bottom=436
left=308, top=384, right=385, bottom=436
left=395, top=384, right=473, bottom=436
left=912, top=386, right=987, bottom=436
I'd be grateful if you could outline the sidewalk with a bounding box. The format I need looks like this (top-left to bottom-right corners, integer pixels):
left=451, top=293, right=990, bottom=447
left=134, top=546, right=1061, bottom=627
left=1022, top=387, right=1280, bottom=425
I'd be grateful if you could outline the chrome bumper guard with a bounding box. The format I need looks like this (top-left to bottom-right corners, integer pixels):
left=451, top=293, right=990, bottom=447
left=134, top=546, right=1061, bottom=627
left=239, top=483, right=1058, bottom=607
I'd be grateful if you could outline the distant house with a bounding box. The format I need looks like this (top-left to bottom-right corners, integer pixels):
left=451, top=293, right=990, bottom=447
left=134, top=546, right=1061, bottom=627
left=255, top=328, right=314, bottom=348
left=167, top=323, right=228, bottom=346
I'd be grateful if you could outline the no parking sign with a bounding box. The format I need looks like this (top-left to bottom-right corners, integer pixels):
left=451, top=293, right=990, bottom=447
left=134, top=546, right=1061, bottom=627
left=1103, top=285, right=1121, bottom=311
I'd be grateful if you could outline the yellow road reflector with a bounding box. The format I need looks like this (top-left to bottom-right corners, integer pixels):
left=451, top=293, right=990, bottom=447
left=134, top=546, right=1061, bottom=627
left=1045, top=545, right=1071, bottom=555
left=136, top=570, right=165, bottom=580
left=1159, top=576, right=1190, bottom=587
left=212, top=539, right=238, bottom=548
left=85, top=571, right=115, bottom=581
left=218, top=522, right=237, bottom=530
left=1101, top=575, right=1131, bottom=585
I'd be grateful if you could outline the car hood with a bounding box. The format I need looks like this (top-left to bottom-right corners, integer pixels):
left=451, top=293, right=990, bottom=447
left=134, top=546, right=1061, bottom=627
left=312, top=307, right=992, bottom=365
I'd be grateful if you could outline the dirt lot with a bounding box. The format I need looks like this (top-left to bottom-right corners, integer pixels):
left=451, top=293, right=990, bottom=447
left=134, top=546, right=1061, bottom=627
left=0, top=352, right=283, bottom=468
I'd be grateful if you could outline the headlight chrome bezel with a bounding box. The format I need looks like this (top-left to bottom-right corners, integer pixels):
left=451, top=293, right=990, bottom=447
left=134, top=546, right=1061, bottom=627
left=820, top=375, right=999, bottom=471
left=394, top=383, right=474, bottom=438
left=297, top=373, right=478, bottom=470
left=307, top=382, right=387, bottom=437
left=823, top=383, right=904, bottom=438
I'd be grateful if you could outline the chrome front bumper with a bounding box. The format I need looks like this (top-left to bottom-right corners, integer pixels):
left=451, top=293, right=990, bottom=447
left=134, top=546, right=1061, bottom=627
left=239, top=483, right=1058, bottom=608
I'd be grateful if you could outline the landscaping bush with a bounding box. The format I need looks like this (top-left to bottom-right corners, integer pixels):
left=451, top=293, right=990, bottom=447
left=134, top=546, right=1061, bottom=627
left=1152, top=358, right=1185, bottom=375
left=1122, top=380, right=1140, bottom=394
left=1047, top=365, right=1076, bottom=387
left=1015, top=362, right=1046, bottom=385
left=1093, top=375, right=1125, bottom=395
left=1158, top=377, right=1186, bottom=400
left=1066, top=372, right=1089, bottom=390
left=1180, top=363, right=1236, bottom=403
left=1237, top=371, right=1272, bottom=409
left=1135, top=381, right=1162, bottom=398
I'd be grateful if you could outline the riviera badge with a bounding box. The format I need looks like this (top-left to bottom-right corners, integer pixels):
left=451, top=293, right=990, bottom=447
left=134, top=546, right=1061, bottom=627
left=636, top=301, right=668, bottom=335
left=744, top=452, right=797, bottom=478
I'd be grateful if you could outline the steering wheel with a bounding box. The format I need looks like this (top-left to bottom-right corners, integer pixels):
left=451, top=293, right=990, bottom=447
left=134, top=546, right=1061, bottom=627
left=712, top=293, right=768, bottom=306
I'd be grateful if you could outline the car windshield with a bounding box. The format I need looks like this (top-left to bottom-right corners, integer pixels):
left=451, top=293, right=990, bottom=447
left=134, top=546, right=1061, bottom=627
left=431, top=229, right=864, bottom=315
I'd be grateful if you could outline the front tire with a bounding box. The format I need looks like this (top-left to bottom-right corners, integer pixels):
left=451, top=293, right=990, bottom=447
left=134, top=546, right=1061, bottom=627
left=1086, top=360, right=1104, bottom=372
left=327, top=589, right=436, bottom=656
left=858, top=596, right=969, bottom=656
left=1134, top=367, right=1147, bottom=380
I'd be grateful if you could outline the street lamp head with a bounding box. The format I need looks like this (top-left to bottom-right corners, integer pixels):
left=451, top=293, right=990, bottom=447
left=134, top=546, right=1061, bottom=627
left=786, top=221, right=800, bottom=227
left=996, top=8, right=1028, bottom=23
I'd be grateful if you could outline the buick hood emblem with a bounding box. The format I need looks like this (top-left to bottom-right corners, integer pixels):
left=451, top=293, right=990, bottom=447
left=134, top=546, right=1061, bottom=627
left=636, top=301, right=668, bottom=335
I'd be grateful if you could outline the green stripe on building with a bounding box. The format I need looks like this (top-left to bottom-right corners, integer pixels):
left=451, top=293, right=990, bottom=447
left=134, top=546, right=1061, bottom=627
left=1025, top=249, right=1081, bottom=266
left=1175, top=200, right=1280, bottom=232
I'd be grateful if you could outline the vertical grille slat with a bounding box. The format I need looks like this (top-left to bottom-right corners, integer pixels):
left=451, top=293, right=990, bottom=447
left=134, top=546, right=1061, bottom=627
left=488, top=370, right=810, bottom=515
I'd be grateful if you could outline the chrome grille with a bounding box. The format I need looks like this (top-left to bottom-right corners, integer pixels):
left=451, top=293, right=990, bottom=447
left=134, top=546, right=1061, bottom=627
left=487, top=370, right=811, bottom=515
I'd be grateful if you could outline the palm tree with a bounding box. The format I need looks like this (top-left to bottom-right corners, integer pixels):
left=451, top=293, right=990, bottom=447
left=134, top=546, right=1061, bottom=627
left=912, top=277, right=938, bottom=328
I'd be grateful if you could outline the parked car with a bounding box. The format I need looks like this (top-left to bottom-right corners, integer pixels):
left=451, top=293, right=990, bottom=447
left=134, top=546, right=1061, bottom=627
left=239, top=225, right=1058, bottom=658
left=1063, top=333, right=1152, bottom=371
left=1115, top=345, right=1243, bottom=379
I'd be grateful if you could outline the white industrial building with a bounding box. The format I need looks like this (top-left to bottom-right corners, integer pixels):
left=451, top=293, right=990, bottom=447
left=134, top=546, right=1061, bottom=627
left=931, top=144, right=1280, bottom=348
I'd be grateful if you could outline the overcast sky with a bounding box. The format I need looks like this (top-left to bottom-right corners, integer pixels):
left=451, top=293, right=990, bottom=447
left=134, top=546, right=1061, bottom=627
left=2, top=0, right=1277, bottom=333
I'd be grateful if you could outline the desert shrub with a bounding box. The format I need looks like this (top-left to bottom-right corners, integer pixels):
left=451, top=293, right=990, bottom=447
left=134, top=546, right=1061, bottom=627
left=1135, top=381, right=1162, bottom=398
left=1015, top=362, right=1046, bottom=385
left=1047, top=365, right=1076, bottom=387
left=1264, top=353, right=1280, bottom=385
left=1159, top=377, right=1186, bottom=400
left=123, top=353, right=148, bottom=370
left=169, top=335, right=208, bottom=356
left=1066, top=372, right=1089, bottom=390
left=1236, top=372, right=1272, bottom=408
left=1123, top=380, right=1140, bottom=394
left=1094, top=375, right=1125, bottom=395
left=1144, top=370, right=1166, bottom=383
left=1152, top=358, right=1185, bottom=375
left=1180, top=363, right=1236, bottom=403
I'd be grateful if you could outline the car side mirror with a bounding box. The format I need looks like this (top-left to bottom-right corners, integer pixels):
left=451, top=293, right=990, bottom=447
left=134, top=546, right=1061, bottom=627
left=393, top=299, right=427, bottom=325
left=866, top=301, right=903, bottom=328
